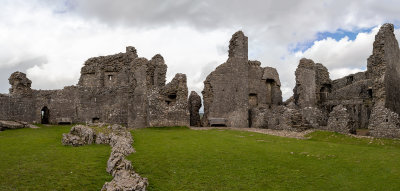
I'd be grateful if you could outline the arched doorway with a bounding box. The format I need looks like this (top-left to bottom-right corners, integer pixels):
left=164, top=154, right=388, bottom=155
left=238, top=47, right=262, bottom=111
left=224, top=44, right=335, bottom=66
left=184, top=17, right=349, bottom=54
left=41, top=106, right=50, bottom=124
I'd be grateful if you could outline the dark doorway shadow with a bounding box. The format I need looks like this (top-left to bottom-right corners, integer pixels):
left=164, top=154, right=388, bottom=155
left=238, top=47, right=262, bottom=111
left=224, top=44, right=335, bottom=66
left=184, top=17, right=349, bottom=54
left=41, top=106, right=50, bottom=124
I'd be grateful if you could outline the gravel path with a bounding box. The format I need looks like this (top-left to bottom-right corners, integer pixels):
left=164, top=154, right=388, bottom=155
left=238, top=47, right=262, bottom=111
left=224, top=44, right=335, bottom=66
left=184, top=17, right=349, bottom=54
left=190, top=127, right=315, bottom=139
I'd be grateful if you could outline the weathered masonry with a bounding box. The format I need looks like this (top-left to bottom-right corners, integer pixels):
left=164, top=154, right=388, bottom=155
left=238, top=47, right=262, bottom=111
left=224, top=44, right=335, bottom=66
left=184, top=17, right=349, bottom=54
left=0, top=47, right=189, bottom=128
left=1, top=23, right=400, bottom=139
left=202, top=31, right=282, bottom=128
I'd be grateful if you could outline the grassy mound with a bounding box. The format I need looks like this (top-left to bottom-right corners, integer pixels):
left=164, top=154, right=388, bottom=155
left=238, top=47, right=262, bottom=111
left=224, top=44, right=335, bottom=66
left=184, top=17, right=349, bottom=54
left=0, top=125, right=111, bottom=190
left=129, top=127, right=400, bottom=190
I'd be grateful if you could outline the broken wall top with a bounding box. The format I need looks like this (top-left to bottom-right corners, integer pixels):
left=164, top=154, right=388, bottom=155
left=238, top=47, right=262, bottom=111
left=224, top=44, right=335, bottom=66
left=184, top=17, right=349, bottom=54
left=228, top=31, right=248, bottom=60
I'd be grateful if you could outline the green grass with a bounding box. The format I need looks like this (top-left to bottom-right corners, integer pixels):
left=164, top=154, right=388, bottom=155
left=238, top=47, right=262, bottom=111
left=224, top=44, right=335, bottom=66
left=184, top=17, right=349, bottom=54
left=129, top=127, right=400, bottom=191
left=1, top=126, right=400, bottom=190
left=0, top=125, right=111, bottom=190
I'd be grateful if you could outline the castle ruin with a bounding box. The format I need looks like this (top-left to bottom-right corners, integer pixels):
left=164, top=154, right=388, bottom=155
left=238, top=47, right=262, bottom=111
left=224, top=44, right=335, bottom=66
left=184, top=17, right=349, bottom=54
left=0, top=47, right=189, bottom=128
left=1, top=23, right=400, bottom=138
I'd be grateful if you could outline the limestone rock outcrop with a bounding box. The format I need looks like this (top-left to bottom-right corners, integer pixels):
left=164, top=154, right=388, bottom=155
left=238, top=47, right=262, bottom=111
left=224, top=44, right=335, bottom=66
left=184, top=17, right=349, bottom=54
left=188, top=91, right=202, bottom=127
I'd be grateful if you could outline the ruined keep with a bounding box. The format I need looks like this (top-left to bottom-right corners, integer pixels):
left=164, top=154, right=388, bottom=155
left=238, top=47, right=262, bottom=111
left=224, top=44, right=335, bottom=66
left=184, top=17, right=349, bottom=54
left=202, top=31, right=282, bottom=128
left=0, top=46, right=189, bottom=128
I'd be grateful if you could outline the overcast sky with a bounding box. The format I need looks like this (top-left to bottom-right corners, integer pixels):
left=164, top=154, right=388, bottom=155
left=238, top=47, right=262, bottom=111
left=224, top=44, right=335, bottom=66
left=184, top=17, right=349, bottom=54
left=1, top=0, right=400, bottom=101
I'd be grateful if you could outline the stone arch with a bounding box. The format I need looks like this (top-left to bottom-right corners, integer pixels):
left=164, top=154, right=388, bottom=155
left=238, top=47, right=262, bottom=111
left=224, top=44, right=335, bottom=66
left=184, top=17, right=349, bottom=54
left=41, top=106, right=50, bottom=124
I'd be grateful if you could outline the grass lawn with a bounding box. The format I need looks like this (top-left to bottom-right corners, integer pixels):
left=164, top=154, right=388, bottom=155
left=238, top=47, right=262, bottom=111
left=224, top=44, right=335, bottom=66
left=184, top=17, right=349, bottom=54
left=0, top=125, right=111, bottom=190
left=129, top=127, right=400, bottom=191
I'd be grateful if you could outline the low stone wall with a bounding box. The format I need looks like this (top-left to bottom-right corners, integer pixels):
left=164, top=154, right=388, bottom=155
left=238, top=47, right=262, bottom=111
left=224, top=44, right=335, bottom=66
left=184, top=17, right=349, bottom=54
left=62, top=124, right=148, bottom=191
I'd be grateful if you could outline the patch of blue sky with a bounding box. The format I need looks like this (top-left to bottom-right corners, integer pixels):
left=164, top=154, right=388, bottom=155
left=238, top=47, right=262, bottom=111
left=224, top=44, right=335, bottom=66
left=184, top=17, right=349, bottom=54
left=290, top=26, right=376, bottom=53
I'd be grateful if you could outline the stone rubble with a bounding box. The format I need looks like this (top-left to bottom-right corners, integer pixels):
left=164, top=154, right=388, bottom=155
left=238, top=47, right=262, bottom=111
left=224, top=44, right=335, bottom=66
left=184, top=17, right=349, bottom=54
left=62, top=124, right=148, bottom=191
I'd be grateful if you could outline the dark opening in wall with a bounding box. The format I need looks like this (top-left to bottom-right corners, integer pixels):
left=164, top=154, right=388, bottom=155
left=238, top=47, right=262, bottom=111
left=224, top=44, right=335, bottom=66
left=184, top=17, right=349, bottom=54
left=248, top=109, right=252, bottom=127
left=92, top=117, right=100, bottom=123
left=108, top=75, right=113, bottom=81
left=368, top=89, right=373, bottom=98
left=41, top=106, right=50, bottom=124
left=168, top=94, right=177, bottom=100
left=211, top=124, right=227, bottom=127
left=166, top=93, right=177, bottom=105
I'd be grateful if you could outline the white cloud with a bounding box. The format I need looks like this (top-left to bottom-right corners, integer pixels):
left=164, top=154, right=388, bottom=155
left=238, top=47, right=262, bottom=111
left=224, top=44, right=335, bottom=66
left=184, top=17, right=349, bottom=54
left=299, top=27, right=378, bottom=70
left=1, top=0, right=400, bottom=103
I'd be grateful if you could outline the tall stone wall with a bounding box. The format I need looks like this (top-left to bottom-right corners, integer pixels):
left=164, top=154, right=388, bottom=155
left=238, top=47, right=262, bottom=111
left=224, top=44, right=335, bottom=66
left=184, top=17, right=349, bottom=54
left=366, top=23, right=400, bottom=137
left=294, top=58, right=317, bottom=108
left=367, top=23, right=400, bottom=114
left=202, top=31, right=282, bottom=128
left=188, top=91, right=202, bottom=127
left=202, top=31, right=250, bottom=127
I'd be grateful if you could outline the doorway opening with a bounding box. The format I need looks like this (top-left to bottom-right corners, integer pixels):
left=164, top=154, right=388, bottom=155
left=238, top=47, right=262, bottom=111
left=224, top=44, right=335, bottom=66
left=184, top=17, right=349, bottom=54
left=41, top=106, right=50, bottom=124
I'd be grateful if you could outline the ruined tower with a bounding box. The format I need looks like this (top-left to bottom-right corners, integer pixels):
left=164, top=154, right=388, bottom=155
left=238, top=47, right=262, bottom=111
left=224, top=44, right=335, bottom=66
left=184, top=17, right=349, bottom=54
left=367, top=23, right=400, bottom=137
left=202, top=31, right=282, bottom=128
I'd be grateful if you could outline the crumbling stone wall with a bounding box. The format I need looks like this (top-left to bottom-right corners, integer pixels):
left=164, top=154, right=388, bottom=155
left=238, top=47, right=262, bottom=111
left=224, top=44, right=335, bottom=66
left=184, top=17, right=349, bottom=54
left=0, top=46, right=189, bottom=128
left=202, top=31, right=251, bottom=127
left=366, top=23, right=400, bottom=137
left=147, top=73, right=190, bottom=127
left=294, top=58, right=317, bottom=108
left=326, top=105, right=355, bottom=134
left=368, top=103, right=400, bottom=138
left=188, top=91, right=202, bottom=127
left=9, top=72, right=32, bottom=97
left=289, top=24, right=400, bottom=138
left=202, top=31, right=282, bottom=128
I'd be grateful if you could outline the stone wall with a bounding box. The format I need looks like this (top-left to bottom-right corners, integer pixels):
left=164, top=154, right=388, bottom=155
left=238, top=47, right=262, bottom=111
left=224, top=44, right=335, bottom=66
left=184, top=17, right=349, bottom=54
left=188, top=91, right=202, bottom=127
left=294, top=58, right=317, bottom=108
left=326, top=105, right=355, bottom=134
left=202, top=31, right=250, bottom=127
left=0, top=46, right=189, bottom=128
left=368, top=103, right=400, bottom=138
left=202, top=31, right=282, bottom=128
left=147, top=73, right=190, bottom=127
